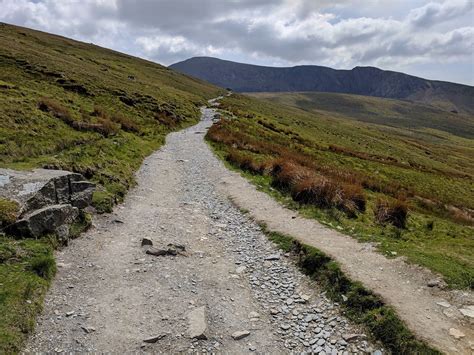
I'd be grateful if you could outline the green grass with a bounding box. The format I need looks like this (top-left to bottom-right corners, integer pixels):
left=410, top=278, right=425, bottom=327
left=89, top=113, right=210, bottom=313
left=0, top=23, right=223, bottom=209
left=207, top=93, right=473, bottom=289
left=0, top=236, right=55, bottom=353
left=261, top=227, right=439, bottom=354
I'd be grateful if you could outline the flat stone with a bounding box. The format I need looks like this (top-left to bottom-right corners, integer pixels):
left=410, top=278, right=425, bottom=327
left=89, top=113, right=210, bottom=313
left=427, top=279, right=440, bottom=287
left=143, top=334, right=166, bottom=343
left=449, top=328, right=465, bottom=339
left=141, top=238, right=153, bottom=247
left=436, top=301, right=451, bottom=308
left=342, top=334, right=360, bottom=342
left=459, top=306, right=474, bottom=318
left=236, top=266, right=246, bottom=274
left=188, top=306, right=208, bottom=340
left=231, top=330, right=250, bottom=340
left=264, top=253, right=280, bottom=261
left=248, top=311, right=260, bottom=318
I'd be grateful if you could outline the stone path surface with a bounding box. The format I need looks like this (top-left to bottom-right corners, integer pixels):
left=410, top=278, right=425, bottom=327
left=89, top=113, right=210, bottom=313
left=26, top=103, right=380, bottom=354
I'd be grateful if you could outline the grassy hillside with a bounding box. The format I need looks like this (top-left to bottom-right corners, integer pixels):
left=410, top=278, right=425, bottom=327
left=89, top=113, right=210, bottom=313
left=207, top=93, right=474, bottom=289
left=249, top=92, right=474, bottom=139
left=0, top=23, right=221, bottom=352
left=0, top=23, right=222, bottom=209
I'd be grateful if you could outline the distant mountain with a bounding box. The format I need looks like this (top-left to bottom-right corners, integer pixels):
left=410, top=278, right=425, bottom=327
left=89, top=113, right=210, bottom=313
left=170, top=57, right=474, bottom=114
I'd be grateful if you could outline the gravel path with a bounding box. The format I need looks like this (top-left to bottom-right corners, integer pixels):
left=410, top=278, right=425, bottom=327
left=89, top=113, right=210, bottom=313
left=26, top=103, right=380, bottom=354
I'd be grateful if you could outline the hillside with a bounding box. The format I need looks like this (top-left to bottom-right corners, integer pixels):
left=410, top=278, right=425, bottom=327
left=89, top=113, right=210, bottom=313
left=0, top=23, right=221, bottom=352
left=248, top=92, right=474, bottom=139
left=170, top=57, right=474, bottom=114
left=0, top=23, right=222, bottom=209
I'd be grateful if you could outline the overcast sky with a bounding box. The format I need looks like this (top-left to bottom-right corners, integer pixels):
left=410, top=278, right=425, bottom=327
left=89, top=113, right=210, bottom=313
left=1, top=0, right=473, bottom=85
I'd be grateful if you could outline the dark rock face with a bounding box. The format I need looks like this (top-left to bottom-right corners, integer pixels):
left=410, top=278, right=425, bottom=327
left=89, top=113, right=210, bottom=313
left=170, top=57, right=474, bottom=114
left=0, top=168, right=95, bottom=239
left=6, top=204, right=79, bottom=239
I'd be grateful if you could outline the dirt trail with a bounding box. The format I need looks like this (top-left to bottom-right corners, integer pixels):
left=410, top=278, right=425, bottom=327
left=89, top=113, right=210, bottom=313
left=26, top=104, right=379, bottom=354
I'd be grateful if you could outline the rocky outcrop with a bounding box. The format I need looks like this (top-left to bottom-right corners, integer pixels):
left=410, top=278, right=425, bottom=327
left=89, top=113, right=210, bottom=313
left=0, top=168, right=95, bottom=239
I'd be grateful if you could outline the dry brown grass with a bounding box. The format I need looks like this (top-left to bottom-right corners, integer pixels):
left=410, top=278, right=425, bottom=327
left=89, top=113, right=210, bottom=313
left=374, top=198, right=408, bottom=228
left=38, top=97, right=74, bottom=125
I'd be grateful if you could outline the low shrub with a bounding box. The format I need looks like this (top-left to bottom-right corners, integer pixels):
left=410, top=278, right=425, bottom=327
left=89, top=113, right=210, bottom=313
left=374, top=198, right=408, bottom=228
left=292, top=176, right=337, bottom=208
left=111, top=112, right=139, bottom=133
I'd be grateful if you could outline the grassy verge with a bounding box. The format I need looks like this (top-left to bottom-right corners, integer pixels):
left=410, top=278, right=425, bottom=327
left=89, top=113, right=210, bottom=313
left=261, top=226, right=440, bottom=354
left=206, top=93, right=473, bottom=289
left=0, top=212, right=91, bottom=353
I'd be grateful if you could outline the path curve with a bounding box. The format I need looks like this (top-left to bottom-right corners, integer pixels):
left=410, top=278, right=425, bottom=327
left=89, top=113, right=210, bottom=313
left=26, top=104, right=379, bottom=354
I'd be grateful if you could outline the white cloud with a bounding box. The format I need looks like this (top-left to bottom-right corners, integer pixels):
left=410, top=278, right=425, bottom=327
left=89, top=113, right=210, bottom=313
left=0, top=0, right=472, bottom=84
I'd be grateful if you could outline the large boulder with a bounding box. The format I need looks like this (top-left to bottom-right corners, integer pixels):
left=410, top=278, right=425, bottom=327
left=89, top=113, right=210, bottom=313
left=0, top=168, right=95, bottom=238
left=6, top=204, right=79, bottom=239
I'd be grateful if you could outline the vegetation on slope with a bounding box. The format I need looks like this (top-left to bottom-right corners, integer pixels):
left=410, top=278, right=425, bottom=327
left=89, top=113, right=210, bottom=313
left=206, top=93, right=474, bottom=289
left=0, top=23, right=222, bottom=352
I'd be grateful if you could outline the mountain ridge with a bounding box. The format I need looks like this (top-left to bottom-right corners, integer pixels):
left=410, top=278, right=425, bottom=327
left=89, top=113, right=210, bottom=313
left=170, top=56, right=474, bottom=114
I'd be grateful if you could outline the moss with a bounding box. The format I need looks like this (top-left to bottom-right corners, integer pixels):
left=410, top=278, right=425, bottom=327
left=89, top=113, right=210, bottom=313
left=0, top=199, right=20, bottom=227
left=92, top=191, right=114, bottom=214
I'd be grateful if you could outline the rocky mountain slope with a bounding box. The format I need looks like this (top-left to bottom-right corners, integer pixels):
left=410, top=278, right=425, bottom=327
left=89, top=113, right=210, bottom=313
left=170, top=57, right=474, bottom=114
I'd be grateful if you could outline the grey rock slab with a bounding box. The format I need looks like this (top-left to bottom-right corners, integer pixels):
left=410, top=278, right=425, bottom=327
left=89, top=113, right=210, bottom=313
left=231, top=330, right=250, bottom=340
left=188, top=306, right=208, bottom=340
left=6, top=204, right=79, bottom=238
left=0, top=168, right=94, bottom=216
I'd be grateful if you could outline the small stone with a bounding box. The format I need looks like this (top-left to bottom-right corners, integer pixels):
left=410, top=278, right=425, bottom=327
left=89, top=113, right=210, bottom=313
left=301, top=294, right=311, bottom=302
left=270, top=309, right=279, bottom=315
left=427, top=279, right=440, bottom=287
left=449, top=328, right=465, bottom=339
left=281, top=324, right=291, bottom=330
left=141, top=238, right=153, bottom=247
left=81, top=326, right=96, bottom=334
left=342, top=334, right=360, bottom=342
left=188, top=306, right=208, bottom=340
left=286, top=298, right=294, bottom=305
left=236, top=266, right=246, bottom=274
left=66, top=311, right=75, bottom=317
left=231, top=330, right=250, bottom=340
left=248, top=311, right=260, bottom=318
left=317, top=338, right=325, bottom=346
left=265, top=254, right=280, bottom=261
left=436, top=301, right=451, bottom=308
left=143, top=334, right=166, bottom=343
left=373, top=350, right=382, bottom=355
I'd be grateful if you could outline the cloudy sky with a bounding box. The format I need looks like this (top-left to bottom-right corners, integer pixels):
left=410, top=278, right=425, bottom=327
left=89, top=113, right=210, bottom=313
left=1, top=0, right=473, bottom=85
